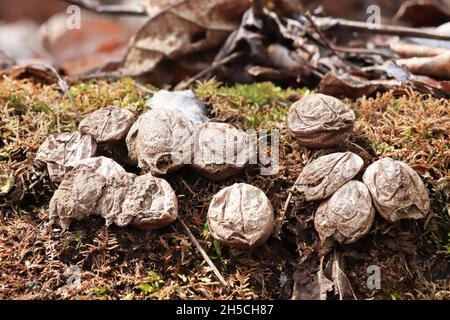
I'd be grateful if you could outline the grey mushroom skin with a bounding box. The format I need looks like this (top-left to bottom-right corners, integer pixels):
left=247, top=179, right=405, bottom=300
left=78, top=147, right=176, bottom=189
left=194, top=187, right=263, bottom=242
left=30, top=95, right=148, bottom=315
left=294, top=151, right=364, bottom=201
left=363, top=157, right=430, bottom=223
left=287, top=93, right=355, bottom=148
left=207, top=183, right=274, bottom=249
left=314, top=180, right=375, bottom=245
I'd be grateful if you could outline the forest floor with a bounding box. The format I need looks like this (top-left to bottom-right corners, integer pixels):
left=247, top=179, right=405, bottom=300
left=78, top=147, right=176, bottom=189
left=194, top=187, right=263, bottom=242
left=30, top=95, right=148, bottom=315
left=0, top=77, right=449, bottom=299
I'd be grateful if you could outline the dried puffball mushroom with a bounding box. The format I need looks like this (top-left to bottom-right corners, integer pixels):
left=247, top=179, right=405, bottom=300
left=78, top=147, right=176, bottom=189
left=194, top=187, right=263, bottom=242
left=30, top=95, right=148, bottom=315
left=207, top=183, right=274, bottom=249
left=78, top=106, right=134, bottom=143
left=314, top=180, right=375, bottom=245
left=123, top=174, right=178, bottom=230
left=148, top=89, right=208, bottom=124
left=35, top=131, right=97, bottom=182
left=363, top=157, right=430, bottom=223
left=125, top=109, right=195, bottom=175
left=49, top=165, right=107, bottom=230
left=49, top=160, right=178, bottom=230
left=294, top=152, right=364, bottom=201
left=73, top=156, right=126, bottom=177
left=97, top=173, right=178, bottom=230
left=192, top=122, right=256, bottom=181
left=287, top=93, right=355, bottom=148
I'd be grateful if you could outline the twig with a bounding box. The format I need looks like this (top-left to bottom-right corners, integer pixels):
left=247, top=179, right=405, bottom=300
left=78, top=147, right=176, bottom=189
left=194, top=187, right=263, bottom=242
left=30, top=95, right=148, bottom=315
left=305, top=13, right=362, bottom=74
left=64, top=0, right=147, bottom=16
left=178, top=217, right=228, bottom=287
left=314, top=16, right=450, bottom=41
left=175, top=52, right=243, bottom=90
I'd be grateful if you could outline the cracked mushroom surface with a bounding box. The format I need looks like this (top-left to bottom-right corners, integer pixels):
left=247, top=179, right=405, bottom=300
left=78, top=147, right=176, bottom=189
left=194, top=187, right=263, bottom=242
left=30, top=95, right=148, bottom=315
left=294, top=152, right=364, bottom=201
left=49, top=158, right=178, bottom=230
left=287, top=93, right=355, bottom=148
left=78, top=106, right=134, bottom=144
left=363, top=157, right=431, bottom=223
left=35, top=131, right=97, bottom=182
left=192, top=122, right=256, bottom=181
left=49, top=165, right=107, bottom=230
left=314, top=180, right=375, bottom=245
left=207, top=183, right=274, bottom=249
left=125, top=109, right=195, bottom=176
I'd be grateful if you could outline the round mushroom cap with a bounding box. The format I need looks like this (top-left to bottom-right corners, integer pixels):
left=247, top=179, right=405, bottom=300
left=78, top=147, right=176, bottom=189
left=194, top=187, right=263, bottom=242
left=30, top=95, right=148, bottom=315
left=35, top=131, right=97, bottom=182
left=314, top=180, right=375, bottom=245
left=192, top=122, right=256, bottom=181
left=363, top=157, right=430, bottom=223
left=207, top=183, right=274, bottom=249
left=294, top=152, right=364, bottom=201
left=49, top=165, right=107, bottom=230
left=125, top=109, right=195, bottom=175
left=78, top=106, right=134, bottom=143
left=124, top=174, right=178, bottom=230
left=287, top=93, right=355, bottom=148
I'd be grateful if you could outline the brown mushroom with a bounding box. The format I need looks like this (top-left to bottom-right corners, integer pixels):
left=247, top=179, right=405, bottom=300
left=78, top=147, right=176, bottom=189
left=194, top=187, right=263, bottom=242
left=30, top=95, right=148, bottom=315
left=192, top=122, right=256, bottom=181
left=314, top=180, right=375, bottom=245
left=287, top=93, right=355, bottom=148
left=362, top=157, right=430, bottom=223
left=294, top=152, right=364, bottom=201
left=78, top=106, right=134, bottom=144
left=36, top=131, right=97, bottom=182
left=125, top=109, right=195, bottom=175
left=207, top=183, right=274, bottom=249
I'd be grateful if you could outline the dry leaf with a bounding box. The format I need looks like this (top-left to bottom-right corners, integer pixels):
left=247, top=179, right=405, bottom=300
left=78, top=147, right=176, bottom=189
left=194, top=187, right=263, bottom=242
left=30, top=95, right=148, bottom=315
left=207, top=183, right=274, bottom=249
left=121, top=0, right=250, bottom=79
left=397, top=51, right=450, bottom=79
left=294, top=152, right=364, bottom=201
left=363, top=157, right=431, bottom=223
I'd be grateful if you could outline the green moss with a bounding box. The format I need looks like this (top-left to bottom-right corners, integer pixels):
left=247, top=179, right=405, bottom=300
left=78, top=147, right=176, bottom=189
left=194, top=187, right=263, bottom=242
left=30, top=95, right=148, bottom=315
left=195, top=81, right=309, bottom=128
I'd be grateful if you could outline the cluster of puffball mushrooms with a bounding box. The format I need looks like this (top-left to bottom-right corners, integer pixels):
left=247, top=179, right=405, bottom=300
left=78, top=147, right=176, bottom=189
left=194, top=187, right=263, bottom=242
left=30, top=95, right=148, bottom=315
left=36, top=91, right=430, bottom=250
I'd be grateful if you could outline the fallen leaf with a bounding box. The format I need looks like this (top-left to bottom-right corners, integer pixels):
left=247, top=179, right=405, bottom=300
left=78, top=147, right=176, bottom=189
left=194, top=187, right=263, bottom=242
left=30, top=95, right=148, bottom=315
left=397, top=50, right=450, bottom=79
left=121, top=0, right=250, bottom=82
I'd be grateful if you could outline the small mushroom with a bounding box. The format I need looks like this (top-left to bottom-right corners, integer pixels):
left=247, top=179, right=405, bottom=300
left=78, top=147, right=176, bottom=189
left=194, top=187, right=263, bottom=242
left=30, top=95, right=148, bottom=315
left=294, top=152, right=364, bottom=201
left=362, top=157, right=430, bottom=223
left=78, top=106, right=134, bottom=144
left=125, top=109, right=195, bottom=175
left=49, top=160, right=178, bottom=230
left=148, top=89, right=208, bottom=124
left=36, top=131, right=97, bottom=182
left=124, top=175, right=178, bottom=230
left=287, top=93, right=355, bottom=148
left=314, top=180, right=375, bottom=245
left=49, top=165, right=107, bottom=230
left=207, top=183, right=274, bottom=249
left=192, top=122, right=256, bottom=181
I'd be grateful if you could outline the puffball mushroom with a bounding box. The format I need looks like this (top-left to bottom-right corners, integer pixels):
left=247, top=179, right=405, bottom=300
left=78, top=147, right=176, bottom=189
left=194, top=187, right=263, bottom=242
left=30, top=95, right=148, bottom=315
left=314, top=180, right=375, bottom=245
left=363, top=157, right=430, bottom=223
left=287, top=93, right=355, bottom=148
left=294, top=152, right=364, bottom=201
left=125, top=109, right=195, bottom=176
left=49, top=158, right=178, bottom=230
left=207, top=183, right=274, bottom=249
left=78, top=106, right=134, bottom=143
left=36, top=131, right=97, bottom=182
left=192, top=122, right=256, bottom=181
